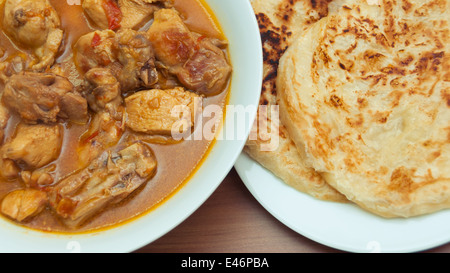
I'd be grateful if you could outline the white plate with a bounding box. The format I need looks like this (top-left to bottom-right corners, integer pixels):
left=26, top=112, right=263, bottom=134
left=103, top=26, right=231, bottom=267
left=0, top=0, right=263, bottom=253
left=235, top=153, right=450, bottom=253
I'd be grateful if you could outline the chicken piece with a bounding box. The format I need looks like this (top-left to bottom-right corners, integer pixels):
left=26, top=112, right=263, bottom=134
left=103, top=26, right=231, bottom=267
left=119, top=0, right=172, bottom=30
left=0, top=55, right=26, bottom=84
left=0, top=103, right=10, bottom=143
left=0, top=159, right=20, bottom=179
left=176, top=38, right=232, bottom=95
left=21, top=168, right=55, bottom=189
left=147, top=9, right=231, bottom=96
left=33, top=28, right=64, bottom=71
left=77, top=110, right=125, bottom=167
left=84, top=68, right=122, bottom=113
left=49, top=142, right=157, bottom=228
left=83, top=0, right=113, bottom=30
left=59, top=92, right=90, bottom=123
left=0, top=104, right=12, bottom=178
left=2, top=72, right=88, bottom=124
left=125, top=87, right=200, bottom=135
left=83, top=0, right=172, bottom=30
left=3, top=0, right=55, bottom=48
left=73, top=30, right=117, bottom=74
left=147, top=9, right=197, bottom=67
left=1, top=189, right=48, bottom=222
left=1, top=123, right=63, bottom=169
left=21, top=165, right=56, bottom=189
left=115, top=28, right=158, bottom=91
left=74, top=29, right=158, bottom=92
left=83, top=0, right=123, bottom=30
left=78, top=68, right=126, bottom=167
left=2, top=0, right=63, bottom=70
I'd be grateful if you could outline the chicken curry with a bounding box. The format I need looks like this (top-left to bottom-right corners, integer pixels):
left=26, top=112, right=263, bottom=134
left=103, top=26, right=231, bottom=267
left=0, top=0, right=231, bottom=232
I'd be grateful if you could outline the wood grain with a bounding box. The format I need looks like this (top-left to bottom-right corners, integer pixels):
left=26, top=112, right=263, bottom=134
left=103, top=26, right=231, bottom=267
left=135, top=168, right=450, bottom=253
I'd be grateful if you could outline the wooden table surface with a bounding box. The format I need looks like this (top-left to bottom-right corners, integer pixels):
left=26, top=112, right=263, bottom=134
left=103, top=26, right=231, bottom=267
left=135, top=168, right=450, bottom=253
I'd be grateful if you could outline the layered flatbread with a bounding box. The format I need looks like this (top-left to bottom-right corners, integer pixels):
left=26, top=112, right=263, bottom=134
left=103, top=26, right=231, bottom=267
left=277, top=0, right=450, bottom=217
left=245, top=0, right=347, bottom=202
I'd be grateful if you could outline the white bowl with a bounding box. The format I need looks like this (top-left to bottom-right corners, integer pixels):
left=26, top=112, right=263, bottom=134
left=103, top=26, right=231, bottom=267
left=0, top=0, right=262, bottom=253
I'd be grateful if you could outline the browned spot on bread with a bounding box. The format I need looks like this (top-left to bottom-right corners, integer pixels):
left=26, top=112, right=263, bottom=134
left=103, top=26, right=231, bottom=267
left=363, top=51, right=386, bottom=67
left=373, top=111, right=391, bottom=123
left=427, top=151, right=442, bottom=162
left=441, top=89, right=450, bottom=107
left=402, top=0, right=413, bottom=12
left=413, top=51, right=444, bottom=74
left=388, top=90, right=404, bottom=107
left=389, top=167, right=415, bottom=194
left=330, top=94, right=343, bottom=107
left=357, top=97, right=368, bottom=109
left=309, top=0, right=333, bottom=17
left=346, top=114, right=364, bottom=127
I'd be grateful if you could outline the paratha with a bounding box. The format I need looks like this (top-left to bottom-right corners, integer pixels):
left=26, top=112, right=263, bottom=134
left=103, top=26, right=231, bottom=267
left=244, top=0, right=347, bottom=202
left=277, top=0, right=450, bottom=217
